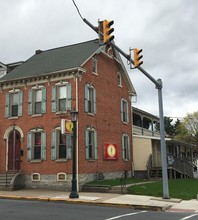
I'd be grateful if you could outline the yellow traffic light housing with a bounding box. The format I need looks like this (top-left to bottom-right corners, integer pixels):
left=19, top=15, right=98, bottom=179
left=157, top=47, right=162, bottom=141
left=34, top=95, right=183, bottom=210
left=134, top=48, right=143, bottom=67
left=102, top=20, right=114, bottom=43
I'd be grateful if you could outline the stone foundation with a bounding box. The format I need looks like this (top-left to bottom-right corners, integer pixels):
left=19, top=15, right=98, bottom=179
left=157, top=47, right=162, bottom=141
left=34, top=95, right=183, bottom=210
left=23, top=171, right=132, bottom=191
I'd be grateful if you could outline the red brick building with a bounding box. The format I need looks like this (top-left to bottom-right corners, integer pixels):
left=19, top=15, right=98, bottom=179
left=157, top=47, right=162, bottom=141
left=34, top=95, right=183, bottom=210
left=0, top=39, right=136, bottom=190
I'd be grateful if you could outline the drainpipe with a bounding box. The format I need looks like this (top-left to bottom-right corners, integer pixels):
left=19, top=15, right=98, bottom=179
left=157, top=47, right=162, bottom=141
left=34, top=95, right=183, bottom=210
left=131, top=103, right=134, bottom=177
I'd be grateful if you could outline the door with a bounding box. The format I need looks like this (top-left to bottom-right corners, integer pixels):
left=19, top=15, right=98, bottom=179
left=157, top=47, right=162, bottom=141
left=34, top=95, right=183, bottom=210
left=8, top=130, right=21, bottom=171
left=152, top=140, right=162, bottom=167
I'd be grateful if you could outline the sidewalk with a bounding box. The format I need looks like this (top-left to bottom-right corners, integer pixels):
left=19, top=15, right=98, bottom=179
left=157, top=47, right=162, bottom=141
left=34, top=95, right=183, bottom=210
left=0, top=189, right=198, bottom=213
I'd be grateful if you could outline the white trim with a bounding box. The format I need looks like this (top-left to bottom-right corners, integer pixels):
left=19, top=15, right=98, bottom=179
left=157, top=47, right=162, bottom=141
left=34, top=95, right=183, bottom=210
left=30, top=128, right=44, bottom=133
left=133, top=134, right=172, bottom=141
left=3, top=126, right=24, bottom=141
left=55, top=81, right=69, bottom=86
left=57, top=172, right=67, bottom=181
left=31, top=173, right=41, bottom=182
left=8, top=88, right=20, bottom=93
left=31, top=85, right=44, bottom=89
left=3, top=126, right=24, bottom=172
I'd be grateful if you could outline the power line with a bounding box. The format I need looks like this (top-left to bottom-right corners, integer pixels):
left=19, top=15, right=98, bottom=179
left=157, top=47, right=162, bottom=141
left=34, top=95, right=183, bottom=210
left=72, top=0, right=84, bottom=20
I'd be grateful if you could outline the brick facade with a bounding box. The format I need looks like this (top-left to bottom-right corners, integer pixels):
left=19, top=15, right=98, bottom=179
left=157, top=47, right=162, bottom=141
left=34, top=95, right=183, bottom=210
left=0, top=40, right=135, bottom=190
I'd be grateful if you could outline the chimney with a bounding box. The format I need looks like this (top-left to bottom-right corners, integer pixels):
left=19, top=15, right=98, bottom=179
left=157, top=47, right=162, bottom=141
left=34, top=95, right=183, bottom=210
left=35, top=49, right=42, bottom=55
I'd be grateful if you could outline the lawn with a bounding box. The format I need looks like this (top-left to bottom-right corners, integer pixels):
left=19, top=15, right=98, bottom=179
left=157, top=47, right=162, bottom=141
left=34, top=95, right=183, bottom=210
left=87, top=177, right=147, bottom=186
left=127, top=178, right=198, bottom=200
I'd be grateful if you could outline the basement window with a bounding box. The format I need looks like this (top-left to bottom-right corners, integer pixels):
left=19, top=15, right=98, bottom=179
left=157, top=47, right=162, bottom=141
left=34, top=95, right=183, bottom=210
left=31, top=173, right=40, bottom=182
left=57, top=172, right=66, bottom=182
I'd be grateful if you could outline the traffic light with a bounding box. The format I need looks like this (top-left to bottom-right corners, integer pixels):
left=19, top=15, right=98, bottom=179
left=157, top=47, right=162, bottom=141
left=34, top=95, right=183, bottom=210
left=102, top=20, right=114, bottom=43
left=134, top=48, right=143, bottom=67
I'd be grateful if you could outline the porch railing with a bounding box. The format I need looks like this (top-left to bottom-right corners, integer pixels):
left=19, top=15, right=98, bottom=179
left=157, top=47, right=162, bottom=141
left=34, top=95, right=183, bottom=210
left=168, top=154, right=194, bottom=178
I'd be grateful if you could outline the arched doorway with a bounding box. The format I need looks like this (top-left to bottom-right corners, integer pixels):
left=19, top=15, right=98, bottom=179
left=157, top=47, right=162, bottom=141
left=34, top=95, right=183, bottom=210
left=8, top=130, right=21, bottom=171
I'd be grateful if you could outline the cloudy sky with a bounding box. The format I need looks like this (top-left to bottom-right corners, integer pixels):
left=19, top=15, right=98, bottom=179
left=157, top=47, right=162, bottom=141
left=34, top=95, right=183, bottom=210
left=1, top=0, right=198, bottom=118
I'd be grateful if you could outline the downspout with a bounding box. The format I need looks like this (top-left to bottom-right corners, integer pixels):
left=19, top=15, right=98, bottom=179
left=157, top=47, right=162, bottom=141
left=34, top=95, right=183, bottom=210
left=131, top=97, right=135, bottom=177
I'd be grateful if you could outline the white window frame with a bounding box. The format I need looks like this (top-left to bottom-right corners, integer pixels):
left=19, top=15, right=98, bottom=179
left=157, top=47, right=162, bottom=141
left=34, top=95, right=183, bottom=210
left=28, top=86, right=46, bottom=115
left=85, top=84, right=96, bottom=114
left=27, top=129, right=46, bottom=161
left=85, top=127, right=97, bottom=160
left=122, top=133, right=130, bottom=160
left=52, top=82, right=72, bottom=113
left=5, top=89, right=23, bottom=118
left=92, top=56, right=98, bottom=75
left=121, top=98, right=129, bottom=123
left=51, top=128, right=72, bottom=161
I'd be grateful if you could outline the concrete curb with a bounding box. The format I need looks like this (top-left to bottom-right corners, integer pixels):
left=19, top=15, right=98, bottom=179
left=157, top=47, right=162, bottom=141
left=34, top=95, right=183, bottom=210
left=0, top=194, right=171, bottom=212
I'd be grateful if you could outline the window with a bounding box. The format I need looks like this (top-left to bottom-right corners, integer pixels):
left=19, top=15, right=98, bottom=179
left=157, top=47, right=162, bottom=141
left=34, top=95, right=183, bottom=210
left=51, top=129, right=72, bottom=160
left=122, top=134, right=130, bottom=160
left=118, top=72, right=122, bottom=87
left=92, top=56, right=97, bottom=74
left=27, top=129, right=46, bottom=161
left=121, top=98, right=129, bottom=123
left=5, top=90, right=23, bottom=118
left=28, top=87, right=46, bottom=115
left=85, top=127, right=97, bottom=160
left=58, top=86, right=67, bottom=111
left=52, top=83, right=71, bottom=112
left=85, top=84, right=96, bottom=114
left=34, top=132, right=41, bottom=159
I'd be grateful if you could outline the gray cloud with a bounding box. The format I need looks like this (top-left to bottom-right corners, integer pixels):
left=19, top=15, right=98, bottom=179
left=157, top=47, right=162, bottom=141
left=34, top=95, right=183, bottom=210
left=0, top=0, right=197, bottom=118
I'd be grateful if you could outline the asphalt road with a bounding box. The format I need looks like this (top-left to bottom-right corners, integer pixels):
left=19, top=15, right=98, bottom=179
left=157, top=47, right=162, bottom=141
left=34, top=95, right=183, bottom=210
left=0, top=199, right=198, bottom=220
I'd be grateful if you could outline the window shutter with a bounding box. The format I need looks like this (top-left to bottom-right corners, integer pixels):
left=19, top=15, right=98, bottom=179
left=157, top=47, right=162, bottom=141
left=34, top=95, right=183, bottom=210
left=93, top=88, right=96, bottom=114
left=51, top=130, right=57, bottom=160
left=52, top=86, right=57, bottom=112
left=84, top=84, right=89, bottom=112
left=18, top=91, right=23, bottom=116
left=66, top=135, right=72, bottom=159
left=94, top=130, right=97, bottom=159
left=85, top=129, right=89, bottom=159
left=127, top=135, right=130, bottom=160
left=126, top=100, right=129, bottom=123
left=27, top=132, right=32, bottom=161
left=120, top=99, right=124, bottom=121
left=5, top=93, right=10, bottom=117
left=121, top=134, right=125, bottom=159
left=42, top=87, right=46, bottom=113
left=28, top=89, right=33, bottom=115
left=66, top=83, right=72, bottom=111
left=41, top=131, right=46, bottom=160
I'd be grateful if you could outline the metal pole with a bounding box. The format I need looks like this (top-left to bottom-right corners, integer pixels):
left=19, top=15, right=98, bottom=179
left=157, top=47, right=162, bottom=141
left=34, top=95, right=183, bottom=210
left=69, top=120, right=79, bottom=198
left=157, top=79, right=169, bottom=199
left=82, top=18, right=170, bottom=199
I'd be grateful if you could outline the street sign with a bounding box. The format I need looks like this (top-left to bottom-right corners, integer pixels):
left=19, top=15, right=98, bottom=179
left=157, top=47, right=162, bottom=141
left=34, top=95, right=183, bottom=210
left=61, top=119, right=73, bottom=134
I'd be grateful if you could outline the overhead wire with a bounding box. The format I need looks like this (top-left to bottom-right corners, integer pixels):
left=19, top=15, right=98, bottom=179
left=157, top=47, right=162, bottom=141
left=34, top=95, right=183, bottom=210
left=72, top=0, right=84, bottom=20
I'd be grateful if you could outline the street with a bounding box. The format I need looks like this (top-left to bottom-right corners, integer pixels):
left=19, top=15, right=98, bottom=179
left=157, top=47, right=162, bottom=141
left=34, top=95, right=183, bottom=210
left=0, top=199, right=198, bottom=220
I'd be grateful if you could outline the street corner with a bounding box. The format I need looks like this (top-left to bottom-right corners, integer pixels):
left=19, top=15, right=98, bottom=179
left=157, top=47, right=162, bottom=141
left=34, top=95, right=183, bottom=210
left=49, top=195, right=101, bottom=204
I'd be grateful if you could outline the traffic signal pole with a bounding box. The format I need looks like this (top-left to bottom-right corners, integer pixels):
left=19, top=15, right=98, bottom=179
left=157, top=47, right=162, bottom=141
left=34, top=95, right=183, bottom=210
left=83, top=18, right=170, bottom=199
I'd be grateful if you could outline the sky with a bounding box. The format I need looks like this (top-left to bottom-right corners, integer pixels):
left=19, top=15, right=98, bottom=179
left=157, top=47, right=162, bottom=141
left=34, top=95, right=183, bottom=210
left=1, top=0, right=198, bottom=119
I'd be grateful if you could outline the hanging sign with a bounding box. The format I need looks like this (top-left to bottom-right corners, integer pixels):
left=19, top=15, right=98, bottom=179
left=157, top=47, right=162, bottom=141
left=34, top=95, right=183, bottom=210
left=61, top=119, right=73, bottom=134
left=104, top=143, right=118, bottom=160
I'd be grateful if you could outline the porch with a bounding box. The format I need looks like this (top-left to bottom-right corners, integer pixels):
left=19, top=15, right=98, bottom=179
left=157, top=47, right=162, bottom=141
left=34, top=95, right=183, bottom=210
left=147, top=140, right=197, bottom=179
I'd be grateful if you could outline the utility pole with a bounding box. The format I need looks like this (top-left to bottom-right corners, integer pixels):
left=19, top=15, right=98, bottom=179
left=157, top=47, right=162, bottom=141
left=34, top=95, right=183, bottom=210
left=82, top=18, right=170, bottom=199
